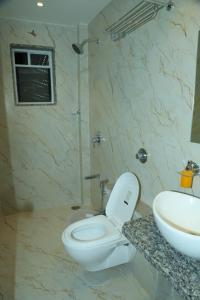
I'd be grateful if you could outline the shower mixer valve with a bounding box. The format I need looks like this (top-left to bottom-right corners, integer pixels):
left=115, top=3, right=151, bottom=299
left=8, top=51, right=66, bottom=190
left=92, top=132, right=106, bottom=146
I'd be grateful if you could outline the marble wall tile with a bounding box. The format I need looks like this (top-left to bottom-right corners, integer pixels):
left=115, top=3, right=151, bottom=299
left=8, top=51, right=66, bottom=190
left=0, top=37, right=16, bottom=214
left=0, top=20, right=90, bottom=212
left=88, top=0, right=200, bottom=208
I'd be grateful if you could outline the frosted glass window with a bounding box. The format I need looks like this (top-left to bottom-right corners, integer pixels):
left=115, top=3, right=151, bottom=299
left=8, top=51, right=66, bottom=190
left=11, top=45, right=56, bottom=105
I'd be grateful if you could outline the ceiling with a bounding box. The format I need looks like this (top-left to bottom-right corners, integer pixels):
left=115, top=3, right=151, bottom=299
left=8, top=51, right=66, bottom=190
left=0, top=0, right=112, bottom=25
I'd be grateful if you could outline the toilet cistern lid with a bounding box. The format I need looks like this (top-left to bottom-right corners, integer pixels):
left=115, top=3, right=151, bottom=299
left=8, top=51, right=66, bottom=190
left=106, top=172, right=139, bottom=224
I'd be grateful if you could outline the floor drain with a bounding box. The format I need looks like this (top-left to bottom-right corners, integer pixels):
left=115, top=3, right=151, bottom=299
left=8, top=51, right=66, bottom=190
left=71, top=205, right=81, bottom=210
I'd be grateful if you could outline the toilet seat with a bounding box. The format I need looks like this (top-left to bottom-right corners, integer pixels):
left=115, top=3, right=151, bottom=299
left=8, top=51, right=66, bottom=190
left=62, top=215, right=122, bottom=250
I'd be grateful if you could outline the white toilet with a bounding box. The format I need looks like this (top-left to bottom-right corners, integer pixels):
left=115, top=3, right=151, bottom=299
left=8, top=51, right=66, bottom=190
left=62, top=172, right=139, bottom=272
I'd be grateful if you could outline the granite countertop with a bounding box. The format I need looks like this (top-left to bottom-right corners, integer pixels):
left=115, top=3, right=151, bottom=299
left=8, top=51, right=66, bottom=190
left=122, top=215, right=200, bottom=300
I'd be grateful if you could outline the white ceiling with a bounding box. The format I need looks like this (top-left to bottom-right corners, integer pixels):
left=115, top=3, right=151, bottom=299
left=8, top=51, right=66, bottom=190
left=0, top=0, right=112, bottom=25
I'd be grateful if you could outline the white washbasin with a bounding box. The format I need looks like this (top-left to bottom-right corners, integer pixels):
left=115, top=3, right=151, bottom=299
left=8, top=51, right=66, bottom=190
left=153, top=191, right=200, bottom=259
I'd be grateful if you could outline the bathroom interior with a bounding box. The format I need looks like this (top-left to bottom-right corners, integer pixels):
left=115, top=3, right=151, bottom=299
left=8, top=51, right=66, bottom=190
left=0, top=0, right=200, bottom=299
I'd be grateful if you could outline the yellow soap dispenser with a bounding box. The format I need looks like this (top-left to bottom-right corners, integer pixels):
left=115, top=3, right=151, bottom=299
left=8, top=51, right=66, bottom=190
left=180, top=161, right=194, bottom=188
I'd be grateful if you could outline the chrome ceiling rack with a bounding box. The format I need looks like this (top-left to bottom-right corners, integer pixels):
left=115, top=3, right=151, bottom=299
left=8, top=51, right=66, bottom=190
left=105, top=0, right=174, bottom=41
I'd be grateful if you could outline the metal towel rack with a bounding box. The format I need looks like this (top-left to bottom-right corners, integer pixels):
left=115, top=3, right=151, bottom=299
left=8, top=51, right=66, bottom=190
left=105, top=0, right=174, bottom=41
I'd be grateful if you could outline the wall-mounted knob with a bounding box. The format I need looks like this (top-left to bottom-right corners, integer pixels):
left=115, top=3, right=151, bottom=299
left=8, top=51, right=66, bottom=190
left=136, top=148, right=148, bottom=163
left=92, top=132, right=106, bottom=146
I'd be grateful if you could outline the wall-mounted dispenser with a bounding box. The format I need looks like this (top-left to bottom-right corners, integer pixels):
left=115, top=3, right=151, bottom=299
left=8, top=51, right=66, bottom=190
left=179, top=160, right=200, bottom=188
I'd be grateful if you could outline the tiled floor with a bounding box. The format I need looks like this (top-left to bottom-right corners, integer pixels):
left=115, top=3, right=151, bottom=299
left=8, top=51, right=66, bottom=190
left=0, top=206, right=153, bottom=300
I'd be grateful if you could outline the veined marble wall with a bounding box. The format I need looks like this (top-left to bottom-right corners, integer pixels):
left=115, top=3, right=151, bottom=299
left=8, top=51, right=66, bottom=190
left=89, top=0, right=200, bottom=208
left=0, top=20, right=90, bottom=213
left=0, top=36, right=16, bottom=214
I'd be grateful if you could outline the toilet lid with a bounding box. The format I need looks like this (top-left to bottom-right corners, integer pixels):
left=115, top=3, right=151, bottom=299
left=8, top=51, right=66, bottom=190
left=106, top=172, right=139, bottom=223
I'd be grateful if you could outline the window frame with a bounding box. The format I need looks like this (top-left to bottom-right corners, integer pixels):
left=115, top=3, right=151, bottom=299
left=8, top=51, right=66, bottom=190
left=10, top=44, right=56, bottom=106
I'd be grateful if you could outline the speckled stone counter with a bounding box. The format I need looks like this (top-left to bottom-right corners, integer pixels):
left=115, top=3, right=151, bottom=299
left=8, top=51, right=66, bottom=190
left=123, top=215, right=200, bottom=300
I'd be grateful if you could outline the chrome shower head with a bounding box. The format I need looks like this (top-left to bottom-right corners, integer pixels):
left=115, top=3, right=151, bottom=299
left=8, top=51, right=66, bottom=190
left=72, top=43, right=84, bottom=55
left=72, top=38, right=99, bottom=55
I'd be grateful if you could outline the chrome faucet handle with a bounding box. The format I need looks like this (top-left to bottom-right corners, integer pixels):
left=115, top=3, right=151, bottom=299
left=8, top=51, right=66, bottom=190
left=92, top=132, right=106, bottom=146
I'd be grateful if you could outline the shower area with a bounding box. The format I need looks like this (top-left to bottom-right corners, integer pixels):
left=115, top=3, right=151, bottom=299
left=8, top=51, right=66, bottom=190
left=0, top=23, right=92, bottom=215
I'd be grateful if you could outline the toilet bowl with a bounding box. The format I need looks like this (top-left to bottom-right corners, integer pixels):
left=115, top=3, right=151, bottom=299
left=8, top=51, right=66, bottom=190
left=62, top=172, right=139, bottom=271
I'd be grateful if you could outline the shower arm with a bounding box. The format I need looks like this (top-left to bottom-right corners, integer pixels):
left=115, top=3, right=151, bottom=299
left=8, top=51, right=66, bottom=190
left=80, top=38, right=99, bottom=48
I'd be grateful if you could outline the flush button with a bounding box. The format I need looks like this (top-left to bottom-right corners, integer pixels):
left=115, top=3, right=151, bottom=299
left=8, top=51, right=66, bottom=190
left=124, top=191, right=132, bottom=205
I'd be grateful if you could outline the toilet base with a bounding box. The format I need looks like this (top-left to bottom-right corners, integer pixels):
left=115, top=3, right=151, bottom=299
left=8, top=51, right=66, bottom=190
left=86, top=242, right=136, bottom=272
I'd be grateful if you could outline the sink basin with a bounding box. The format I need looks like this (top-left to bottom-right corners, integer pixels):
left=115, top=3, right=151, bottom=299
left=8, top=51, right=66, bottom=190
left=153, top=191, right=200, bottom=259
